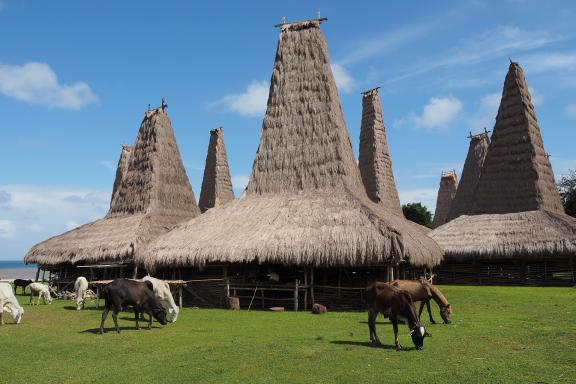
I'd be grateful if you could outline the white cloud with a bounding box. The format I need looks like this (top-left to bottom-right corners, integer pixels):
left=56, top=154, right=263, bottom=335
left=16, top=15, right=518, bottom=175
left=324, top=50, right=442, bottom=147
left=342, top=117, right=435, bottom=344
left=564, top=104, right=576, bottom=119
left=387, top=25, right=562, bottom=84
left=520, top=52, right=576, bottom=74
left=529, top=87, right=543, bottom=106
left=467, top=92, right=500, bottom=131
left=331, top=64, right=356, bottom=93
left=231, top=175, right=250, bottom=193
left=0, top=62, right=98, bottom=110
left=209, top=81, right=269, bottom=117
left=398, top=188, right=438, bottom=213
left=411, top=96, right=463, bottom=131
left=0, top=220, right=15, bottom=239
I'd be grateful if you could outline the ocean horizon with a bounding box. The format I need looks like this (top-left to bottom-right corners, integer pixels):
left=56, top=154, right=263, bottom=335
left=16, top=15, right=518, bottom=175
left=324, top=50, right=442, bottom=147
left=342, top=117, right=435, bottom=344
left=0, top=260, right=38, bottom=280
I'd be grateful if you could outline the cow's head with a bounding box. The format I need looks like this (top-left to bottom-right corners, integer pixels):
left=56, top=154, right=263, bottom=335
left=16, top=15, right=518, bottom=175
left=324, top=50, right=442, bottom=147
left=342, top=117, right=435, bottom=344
left=410, top=324, right=431, bottom=350
left=6, top=304, right=24, bottom=324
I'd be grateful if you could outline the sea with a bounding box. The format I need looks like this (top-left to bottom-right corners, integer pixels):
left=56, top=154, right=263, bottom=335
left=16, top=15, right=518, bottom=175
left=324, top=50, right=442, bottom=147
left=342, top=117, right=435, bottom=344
left=0, top=260, right=38, bottom=280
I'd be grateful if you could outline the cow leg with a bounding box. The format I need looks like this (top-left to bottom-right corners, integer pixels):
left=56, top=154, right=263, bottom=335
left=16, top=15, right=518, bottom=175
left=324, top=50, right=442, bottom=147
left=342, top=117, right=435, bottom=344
left=147, top=310, right=153, bottom=330
left=99, top=307, right=110, bottom=334
left=392, top=317, right=402, bottom=351
left=134, top=309, right=140, bottom=330
left=112, top=307, right=120, bottom=334
left=29, top=292, right=33, bottom=305
left=0, top=299, right=4, bottom=326
left=426, top=301, right=436, bottom=324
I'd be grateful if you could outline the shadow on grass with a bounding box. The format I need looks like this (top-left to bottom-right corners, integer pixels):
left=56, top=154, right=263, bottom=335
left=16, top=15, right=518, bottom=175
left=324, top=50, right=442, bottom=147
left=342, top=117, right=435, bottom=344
left=63, top=305, right=102, bottom=311
left=331, top=340, right=417, bottom=351
left=81, top=326, right=162, bottom=334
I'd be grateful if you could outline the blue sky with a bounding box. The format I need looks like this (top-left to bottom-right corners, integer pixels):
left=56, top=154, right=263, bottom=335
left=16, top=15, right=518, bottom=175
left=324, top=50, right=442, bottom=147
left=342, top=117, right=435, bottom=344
left=1, top=0, right=575, bottom=261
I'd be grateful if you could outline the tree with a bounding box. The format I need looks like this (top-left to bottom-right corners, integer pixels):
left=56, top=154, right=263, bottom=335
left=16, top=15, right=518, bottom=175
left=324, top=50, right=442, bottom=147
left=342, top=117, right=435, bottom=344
left=402, top=202, right=433, bottom=228
left=558, top=169, right=576, bottom=218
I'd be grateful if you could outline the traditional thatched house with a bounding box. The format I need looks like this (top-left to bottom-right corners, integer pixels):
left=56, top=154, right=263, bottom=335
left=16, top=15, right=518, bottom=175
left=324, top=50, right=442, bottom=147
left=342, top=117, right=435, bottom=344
left=432, top=170, right=458, bottom=228
left=447, top=132, right=490, bottom=221
left=198, top=127, right=235, bottom=213
left=24, top=106, right=200, bottom=282
left=141, top=18, right=442, bottom=310
left=358, top=87, right=402, bottom=216
left=430, top=62, right=576, bottom=285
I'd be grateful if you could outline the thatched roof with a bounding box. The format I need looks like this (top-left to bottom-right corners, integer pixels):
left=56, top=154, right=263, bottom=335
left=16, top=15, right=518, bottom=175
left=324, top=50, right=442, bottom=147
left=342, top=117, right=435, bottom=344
left=198, top=127, right=235, bottom=213
left=24, top=107, right=200, bottom=266
left=110, top=145, right=133, bottom=210
left=430, top=62, right=576, bottom=260
left=429, top=210, right=576, bottom=260
left=432, top=171, right=458, bottom=228
left=471, top=62, right=564, bottom=215
left=141, top=19, right=443, bottom=270
left=447, top=132, right=489, bottom=220
left=358, top=87, right=403, bottom=216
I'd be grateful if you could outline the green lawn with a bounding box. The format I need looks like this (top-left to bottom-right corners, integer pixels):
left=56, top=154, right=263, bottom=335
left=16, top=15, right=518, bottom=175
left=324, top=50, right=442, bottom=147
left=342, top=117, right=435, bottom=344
left=1, top=286, right=575, bottom=384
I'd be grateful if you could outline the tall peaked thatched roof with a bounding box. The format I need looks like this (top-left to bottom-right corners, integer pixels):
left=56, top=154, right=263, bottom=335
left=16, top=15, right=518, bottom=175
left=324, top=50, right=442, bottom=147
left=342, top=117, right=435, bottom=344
left=430, top=62, right=576, bottom=260
left=358, top=87, right=402, bottom=215
left=198, top=127, right=235, bottom=213
left=110, top=145, right=133, bottom=209
left=142, top=18, right=442, bottom=270
left=24, top=107, right=200, bottom=266
left=447, top=132, right=489, bottom=220
left=471, top=62, right=564, bottom=215
left=432, top=171, right=458, bottom=228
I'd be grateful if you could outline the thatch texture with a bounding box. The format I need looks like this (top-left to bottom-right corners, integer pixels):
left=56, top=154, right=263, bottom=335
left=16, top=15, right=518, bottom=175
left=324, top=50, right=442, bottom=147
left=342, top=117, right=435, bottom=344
left=471, top=62, right=564, bottom=215
left=358, top=88, right=402, bottom=215
left=24, top=108, right=200, bottom=266
left=432, top=171, right=458, bottom=228
left=429, top=210, right=576, bottom=260
left=110, top=145, right=133, bottom=210
left=142, top=19, right=443, bottom=271
left=447, top=133, right=489, bottom=220
left=198, top=127, right=235, bottom=213
left=431, top=62, right=576, bottom=261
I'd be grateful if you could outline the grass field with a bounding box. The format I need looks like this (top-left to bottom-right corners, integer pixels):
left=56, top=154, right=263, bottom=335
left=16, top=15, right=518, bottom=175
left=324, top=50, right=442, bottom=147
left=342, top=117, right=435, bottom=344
left=1, top=285, right=575, bottom=384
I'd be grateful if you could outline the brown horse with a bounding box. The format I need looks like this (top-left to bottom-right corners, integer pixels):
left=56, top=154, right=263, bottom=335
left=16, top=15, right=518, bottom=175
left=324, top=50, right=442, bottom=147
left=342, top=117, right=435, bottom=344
left=366, top=282, right=431, bottom=350
left=390, top=279, right=452, bottom=324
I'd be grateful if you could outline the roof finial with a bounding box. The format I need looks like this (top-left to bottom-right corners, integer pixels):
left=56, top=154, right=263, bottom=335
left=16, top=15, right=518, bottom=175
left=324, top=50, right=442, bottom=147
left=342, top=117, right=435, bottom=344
left=161, top=98, right=168, bottom=111
left=509, top=57, right=514, bottom=65
left=316, top=11, right=321, bottom=20
left=147, top=103, right=151, bottom=112
left=281, top=16, right=286, bottom=24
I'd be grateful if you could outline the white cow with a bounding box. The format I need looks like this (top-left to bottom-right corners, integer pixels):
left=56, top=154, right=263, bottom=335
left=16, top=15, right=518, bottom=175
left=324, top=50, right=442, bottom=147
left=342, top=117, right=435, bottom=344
left=0, top=282, right=24, bottom=325
left=74, top=276, right=89, bottom=310
left=141, top=276, right=179, bottom=322
left=29, top=282, right=53, bottom=305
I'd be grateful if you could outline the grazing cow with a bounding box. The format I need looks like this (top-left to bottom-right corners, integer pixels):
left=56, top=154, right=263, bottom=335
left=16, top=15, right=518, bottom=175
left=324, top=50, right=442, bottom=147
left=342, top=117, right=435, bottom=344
left=99, top=279, right=167, bottom=334
left=390, top=279, right=452, bottom=324
left=0, top=282, right=24, bottom=325
left=13, top=279, right=33, bottom=295
left=366, top=282, right=431, bottom=350
left=29, top=282, right=53, bottom=305
left=141, top=276, right=179, bottom=322
left=74, top=276, right=89, bottom=310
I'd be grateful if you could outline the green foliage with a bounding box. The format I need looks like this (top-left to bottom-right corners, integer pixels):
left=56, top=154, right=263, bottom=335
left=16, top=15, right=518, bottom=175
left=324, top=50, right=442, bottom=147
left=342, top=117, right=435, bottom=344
left=558, top=169, right=576, bottom=217
left=402, top=202, right=433, bottom=228
left=2, top=286, right=575, bottom=383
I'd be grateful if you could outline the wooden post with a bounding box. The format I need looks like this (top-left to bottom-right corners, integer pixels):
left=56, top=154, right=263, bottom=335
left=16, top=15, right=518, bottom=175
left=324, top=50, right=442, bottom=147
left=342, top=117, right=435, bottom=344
left=310, top=268, right=315, bottom=305
left=178, top=285, right=183, bottom=309
left=337, top=268, right=342, bottom=297
left=41, top=269, right=46, bottom=282
left=304, top=268, right=308, bottom=311
left=225, top=279, right=230, bottom=299
left=35, top=267, right=40, bottom=282
left=96, top=286, right=100, bottom=309
left=294, top=280, right=299, bottom=312
left=261, top=287, right=265, bottom=309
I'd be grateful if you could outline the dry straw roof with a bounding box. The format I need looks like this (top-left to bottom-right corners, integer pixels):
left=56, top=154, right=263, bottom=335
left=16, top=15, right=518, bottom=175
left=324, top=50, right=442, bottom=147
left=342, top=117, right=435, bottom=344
left=142, top=18, right=443, bottom=270
left=198, top=127, right=235, bottom=213
left=432, top=171, right=458, bottom=229
left=24, top=107, right=200, bottom=266
left=358, top=87, right=403, bottom=216
left=430, top=62, right=576, bottom=260
left=447, top=132, right=489, bottom=221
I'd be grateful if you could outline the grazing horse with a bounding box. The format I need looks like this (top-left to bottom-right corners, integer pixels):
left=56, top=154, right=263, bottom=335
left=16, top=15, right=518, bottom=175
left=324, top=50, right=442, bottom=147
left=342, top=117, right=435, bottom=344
left=390, top=279, right=452, bottom=324
left=13, top=279, right=32, bottom=295
left=366, top=282, right=431, bottom=350
left=99, top=279, right=167, bottom=334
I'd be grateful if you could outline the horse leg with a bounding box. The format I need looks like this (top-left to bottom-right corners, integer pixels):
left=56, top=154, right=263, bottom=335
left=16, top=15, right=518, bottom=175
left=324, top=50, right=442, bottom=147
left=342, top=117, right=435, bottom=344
left=426, top=301, right=436, bottom=324
left=112, top=306, right=120, bottom=334
left=392, top=317, right=402, bottom=351
left=99, top=306, right=110, bottom=334
left=134, top=309, right=140, bottom=330
left=369, top=309, right=382, bottom=345
left=418, top=301, right=426, bottom=319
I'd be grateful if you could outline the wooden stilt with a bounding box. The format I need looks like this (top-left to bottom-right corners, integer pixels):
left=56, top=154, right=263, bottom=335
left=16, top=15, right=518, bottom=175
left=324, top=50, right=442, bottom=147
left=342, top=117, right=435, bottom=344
left=35, top=267, right=40, bottom=282
left=96, top=286, right=100, bottom=309
left=132, top=266, right=139, bottom=279
left=310, top=268, right=315, bottom=305
left=178, top=285, right=183, bottom=309
left=304, top=268, right=308, bottom=311
left=294, top=280, right=299, bottom=312
left=337, top=268, right=342, bottom=297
